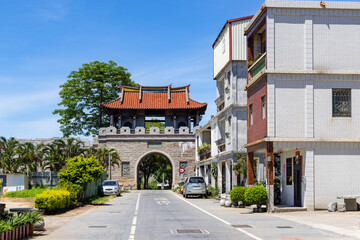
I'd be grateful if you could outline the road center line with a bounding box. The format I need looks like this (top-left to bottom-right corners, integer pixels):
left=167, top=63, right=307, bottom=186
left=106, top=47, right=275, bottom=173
left=172, top=192, right=263, bottom=240
left=128, top=192, right=141, bottom=240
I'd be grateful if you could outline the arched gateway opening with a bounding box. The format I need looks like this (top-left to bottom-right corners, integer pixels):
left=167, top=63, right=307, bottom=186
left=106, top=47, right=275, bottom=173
left=135, top=151, right=174, bottom=190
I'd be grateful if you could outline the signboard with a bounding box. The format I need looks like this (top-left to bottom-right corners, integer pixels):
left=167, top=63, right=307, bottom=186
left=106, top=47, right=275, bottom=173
left=179, top=167, right=185, bottom=174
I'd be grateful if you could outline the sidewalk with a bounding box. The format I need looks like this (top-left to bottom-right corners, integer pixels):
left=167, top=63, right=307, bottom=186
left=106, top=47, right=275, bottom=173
left=179, top=194, right=360, bottom=240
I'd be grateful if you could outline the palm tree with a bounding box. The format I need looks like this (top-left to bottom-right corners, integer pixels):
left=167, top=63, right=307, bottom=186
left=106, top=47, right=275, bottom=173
left=17, top=142, right=45, bottom=173
left=96, top=148, right=120, bottom=170
left=42, top=142, right=66, bottom=171
left=0, top=136, right=20, bottom=173
left=56, top=138, right=84, bottom=159
left=82, top=146, right=97, bottom=158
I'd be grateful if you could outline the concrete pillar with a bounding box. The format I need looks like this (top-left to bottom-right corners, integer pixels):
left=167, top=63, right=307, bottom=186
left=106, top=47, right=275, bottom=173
left=110, top=115, right=114, bottom=127
left=247, top=152, right=255, bottom=185
left=173, top=116, right=177, bottom=129
left=266, top=142, right=274, bottom=212
left=304, top=148, right=315, bottom=210
left=118, top=115, right=122, bottom=129
left=132, top=115, right=136, bottom=129
left=226, top=160, right=231, bottom=193
left=217, top=162, right=222, bottom=192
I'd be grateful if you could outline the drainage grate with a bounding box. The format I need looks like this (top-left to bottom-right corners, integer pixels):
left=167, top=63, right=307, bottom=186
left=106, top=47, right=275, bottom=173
left=276, top=226, right=293, bottom=229
left=88, top=226, right=108, bottom=228
left=232, top=225, right=253, bottom=228
left=176, top=229, right=203, bottom=234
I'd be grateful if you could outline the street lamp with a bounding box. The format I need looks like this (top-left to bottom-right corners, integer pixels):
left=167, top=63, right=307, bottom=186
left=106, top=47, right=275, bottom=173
left=108, top=152, right=112, bottom=180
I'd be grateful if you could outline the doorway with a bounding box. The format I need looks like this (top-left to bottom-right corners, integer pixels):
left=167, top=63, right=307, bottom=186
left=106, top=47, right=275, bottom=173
left=293, top=157, right=302, bottom=207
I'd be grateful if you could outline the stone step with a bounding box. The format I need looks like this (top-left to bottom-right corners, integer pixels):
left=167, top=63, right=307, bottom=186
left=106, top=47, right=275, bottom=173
left=273, top=206, right=307, bottom=213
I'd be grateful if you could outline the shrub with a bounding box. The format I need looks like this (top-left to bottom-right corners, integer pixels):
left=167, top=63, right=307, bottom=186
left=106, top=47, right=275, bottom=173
left=247, top=61, right=254, bottom=68
left=254, top=52, right=263, bottom=61
left=244, top=186, right=268, bottom=207
left=34, top=189, right=71, bottom=213
left=229, top=186, right=247, bottom=203
left=58, top=182, right=82, bottom=207
left=58, top=156, right=103, bottom=201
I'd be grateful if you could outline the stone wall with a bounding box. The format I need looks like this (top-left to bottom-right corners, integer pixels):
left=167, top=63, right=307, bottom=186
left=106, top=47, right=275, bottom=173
left=97, top=133, right=196, bottom=189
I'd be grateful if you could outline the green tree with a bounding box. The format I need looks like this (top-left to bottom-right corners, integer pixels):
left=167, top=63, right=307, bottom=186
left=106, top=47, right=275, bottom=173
left=53, top=61, right=136, bottom=137
left=58, top=156, right=103, bottom=200
left=56, top=138, right=84, bottom=159
left=139, top=155, right=162, bottom=189
left=0, top=137, right=20, bottom=173
left=153, top=156, right=172, bottom=187
left=145, top=118, right=165, bottom=131
left=42, top=142, right=66, bottom=171
left=17, top=142, right=45, bottom=173
left=96, top=148, right=121, bottom=171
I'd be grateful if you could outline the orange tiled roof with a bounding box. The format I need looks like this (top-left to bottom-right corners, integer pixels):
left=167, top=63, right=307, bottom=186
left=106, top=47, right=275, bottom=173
left=102, top=91, right=207, bottom=111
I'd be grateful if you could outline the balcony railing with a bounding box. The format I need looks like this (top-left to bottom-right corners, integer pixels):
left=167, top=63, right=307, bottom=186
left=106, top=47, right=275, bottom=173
left=247, top=53, right=266, bottom=85
left=99, top=126, right=192, bottom=135
left=198, top=145, right=211, bottom=161
left=215, top=95, right=224, bottom=106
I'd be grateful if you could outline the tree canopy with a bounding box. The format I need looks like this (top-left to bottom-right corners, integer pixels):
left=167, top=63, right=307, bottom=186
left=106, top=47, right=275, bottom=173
left=53, top=60, right=136, bottom=137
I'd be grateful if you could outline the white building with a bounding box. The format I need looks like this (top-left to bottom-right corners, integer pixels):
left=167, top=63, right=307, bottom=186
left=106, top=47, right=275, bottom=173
left=195, top=16, right=253, bottom=194
left=245, top=0, right=360, bottom=210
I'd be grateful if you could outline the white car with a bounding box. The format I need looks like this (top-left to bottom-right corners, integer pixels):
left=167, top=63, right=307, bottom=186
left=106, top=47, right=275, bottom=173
left=101, top=180, right=121, bottom=196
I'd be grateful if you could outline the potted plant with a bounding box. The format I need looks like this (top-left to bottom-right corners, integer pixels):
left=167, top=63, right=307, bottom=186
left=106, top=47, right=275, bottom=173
left=244, top=186, right=268, bottom=212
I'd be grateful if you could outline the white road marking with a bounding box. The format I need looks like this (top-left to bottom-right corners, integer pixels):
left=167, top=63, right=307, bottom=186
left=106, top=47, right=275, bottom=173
left=128, top=192, right=141, bottom=240
left=172, top=192, right=263, bottom=240
left=154, top=197, right=170, bottom=205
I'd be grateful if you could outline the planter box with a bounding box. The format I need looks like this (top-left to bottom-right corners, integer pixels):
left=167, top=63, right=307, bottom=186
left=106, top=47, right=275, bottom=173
left=253, top=207, right=267, bottom=213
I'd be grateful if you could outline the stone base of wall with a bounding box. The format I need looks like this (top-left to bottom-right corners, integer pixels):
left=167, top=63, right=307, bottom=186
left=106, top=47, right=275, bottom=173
left=98, top=134, right=196, bottom=189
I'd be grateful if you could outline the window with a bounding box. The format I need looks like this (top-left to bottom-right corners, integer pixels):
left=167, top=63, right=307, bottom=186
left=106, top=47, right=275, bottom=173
left=261, top=96, right=266, bottom=119
left=332, top=89, right=351, bottom=117
left=180, top=161, right=188, bottom=176
left=121, top=162, right=130, bottom=176
left=286, top=158, right=292, bottom=185
left=249, top=104, right=253, bottom=125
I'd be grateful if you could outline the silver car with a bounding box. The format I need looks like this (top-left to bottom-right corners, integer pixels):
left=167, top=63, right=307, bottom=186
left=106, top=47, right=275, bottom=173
left=183, top=176, right=206, bottom=198
left=101, top=180, right=121, bottom=196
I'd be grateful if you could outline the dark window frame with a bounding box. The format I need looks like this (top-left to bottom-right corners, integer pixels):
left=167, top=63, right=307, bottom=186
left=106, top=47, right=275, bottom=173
left=332, top=88, right=351, bottom=117
left=121, top=162, right=130, bottom=177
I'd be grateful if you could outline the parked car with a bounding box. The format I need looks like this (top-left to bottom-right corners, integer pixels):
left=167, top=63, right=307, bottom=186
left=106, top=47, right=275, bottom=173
left=101, top=180, right=121, bottom=196
left=183, top=176, right=206, bottom=198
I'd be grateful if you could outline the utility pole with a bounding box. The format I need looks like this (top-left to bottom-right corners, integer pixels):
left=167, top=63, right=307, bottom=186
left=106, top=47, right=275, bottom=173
left=161, top=172, right=164, bottom=190
left=108, top=152, right=112, bottom=180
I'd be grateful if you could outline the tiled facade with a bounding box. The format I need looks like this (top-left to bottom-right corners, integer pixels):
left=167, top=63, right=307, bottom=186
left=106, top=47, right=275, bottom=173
left=245, top=0, right=360, bottom=210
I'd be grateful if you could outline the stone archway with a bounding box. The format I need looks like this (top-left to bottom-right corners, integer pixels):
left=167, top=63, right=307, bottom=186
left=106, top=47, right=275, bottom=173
left=135, top=150, right=175, bottom=189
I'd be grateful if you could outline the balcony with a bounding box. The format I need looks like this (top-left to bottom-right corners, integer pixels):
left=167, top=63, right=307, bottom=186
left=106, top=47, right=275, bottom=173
left=247, top=52, right=266, bottom=85
left=198, top=145, right=211, bottom=161
left=215, top=95, right=224, bottom=105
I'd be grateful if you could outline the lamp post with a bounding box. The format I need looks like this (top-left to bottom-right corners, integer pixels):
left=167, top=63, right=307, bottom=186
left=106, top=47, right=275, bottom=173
left=108, top=152, right=112, bottom=180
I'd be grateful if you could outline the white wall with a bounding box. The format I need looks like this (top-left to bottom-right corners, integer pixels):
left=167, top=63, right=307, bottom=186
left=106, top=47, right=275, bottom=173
left=314, top=148, right=360, bottom=209
left=214, top=26, right=229, bottom=78
left=231, top=19, right=251, bottom=61
left=274, top=14, right=305, bottom=70
left=275, top=79, right=306, bottom=138
left=313, top=15, right=360, bottom=71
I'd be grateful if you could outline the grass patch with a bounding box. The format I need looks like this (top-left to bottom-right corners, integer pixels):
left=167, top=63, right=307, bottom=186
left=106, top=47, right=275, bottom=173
left=88, top=195, right=116, bottom=205
left=2, top=186, right=47, bottom=198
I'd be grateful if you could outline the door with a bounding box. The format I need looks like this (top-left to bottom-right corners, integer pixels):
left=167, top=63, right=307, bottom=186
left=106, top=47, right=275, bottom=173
left=293, top=157, right=302, bottom=207
left=222, top=162, right=226, bottom=193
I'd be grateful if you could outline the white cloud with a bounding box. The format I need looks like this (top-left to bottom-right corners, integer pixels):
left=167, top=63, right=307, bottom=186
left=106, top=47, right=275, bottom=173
left=0, top=89, right=60, bottom=117
left=0, top=117, right=61, bottom=139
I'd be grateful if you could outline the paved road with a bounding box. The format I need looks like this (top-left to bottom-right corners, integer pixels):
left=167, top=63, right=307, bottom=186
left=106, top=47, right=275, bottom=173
left=44, top=190, right=355, bottom=240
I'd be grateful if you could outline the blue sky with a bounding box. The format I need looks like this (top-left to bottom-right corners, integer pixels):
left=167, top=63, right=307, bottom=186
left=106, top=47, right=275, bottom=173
left=0, top=0, right=354, bottom=140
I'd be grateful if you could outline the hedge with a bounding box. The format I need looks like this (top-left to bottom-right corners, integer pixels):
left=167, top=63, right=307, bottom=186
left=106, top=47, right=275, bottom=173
left=34, top=189, right=71, bottom=213
left=229, top=186, right=247, bottom=203
left=244, top=186, right=267, bottom=207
